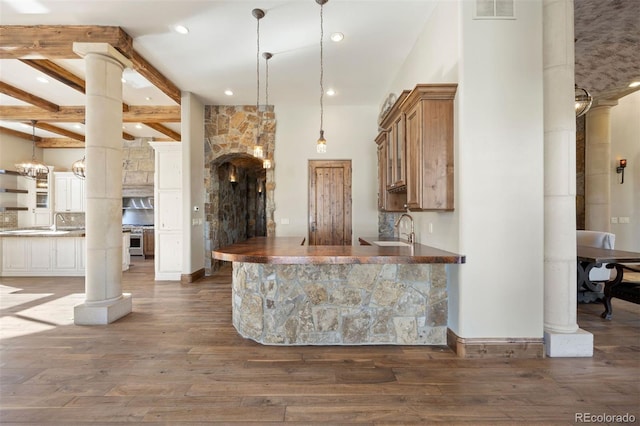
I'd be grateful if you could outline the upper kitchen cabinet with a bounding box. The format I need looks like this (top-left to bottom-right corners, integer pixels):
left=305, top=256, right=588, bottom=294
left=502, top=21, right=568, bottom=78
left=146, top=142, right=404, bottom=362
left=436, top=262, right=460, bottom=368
left=379, top=90, right=410, bottom=193
left=401, top=84, right=457, bottom=211
left=375, top=131, right=405, bottom=212
left=54, top=172, right=85, bottom=213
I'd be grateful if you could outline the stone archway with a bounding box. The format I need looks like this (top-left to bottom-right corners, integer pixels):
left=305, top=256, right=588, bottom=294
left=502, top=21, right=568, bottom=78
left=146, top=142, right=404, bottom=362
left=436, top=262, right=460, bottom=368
left=204, top=105, right=276, bottom=274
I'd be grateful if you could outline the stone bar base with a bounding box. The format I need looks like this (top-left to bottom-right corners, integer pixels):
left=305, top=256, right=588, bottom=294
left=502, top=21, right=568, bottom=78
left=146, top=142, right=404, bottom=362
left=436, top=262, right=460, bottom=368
left=544, top=328, right=593, bottom=357
left=74, top=293, right=132, bottom=325
left=232, top=262, right=447, bottom=345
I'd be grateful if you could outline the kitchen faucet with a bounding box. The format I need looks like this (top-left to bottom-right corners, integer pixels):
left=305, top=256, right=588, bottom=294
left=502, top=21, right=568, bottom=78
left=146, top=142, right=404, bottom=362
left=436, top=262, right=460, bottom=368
left=394, top=213, right=415, bottom=243
left=51, top=213, right=66, bottom=231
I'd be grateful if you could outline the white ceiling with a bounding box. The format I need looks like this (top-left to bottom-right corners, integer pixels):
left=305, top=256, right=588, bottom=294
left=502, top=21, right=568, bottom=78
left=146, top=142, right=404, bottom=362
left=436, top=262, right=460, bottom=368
left=0, top=0, right=437, bottom=107
left=0, top=0, right=637, bottom=140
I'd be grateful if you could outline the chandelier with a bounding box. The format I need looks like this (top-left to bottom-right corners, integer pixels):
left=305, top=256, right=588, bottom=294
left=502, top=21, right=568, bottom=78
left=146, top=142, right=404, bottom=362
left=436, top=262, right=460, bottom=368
left=316, top=0, right=328, bottom=153
left=575, top=84, right=592, bottom=117
left=71, top=156, right=86, bottom=179
left=252, top=8, right=265, bottom=159
left=15, top=121, right=49, bottom=179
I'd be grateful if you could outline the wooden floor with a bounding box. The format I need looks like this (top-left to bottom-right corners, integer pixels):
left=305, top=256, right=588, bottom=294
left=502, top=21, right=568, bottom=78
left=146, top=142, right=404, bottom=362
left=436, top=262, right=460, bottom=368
left=1, top=259, right=638, bottom=425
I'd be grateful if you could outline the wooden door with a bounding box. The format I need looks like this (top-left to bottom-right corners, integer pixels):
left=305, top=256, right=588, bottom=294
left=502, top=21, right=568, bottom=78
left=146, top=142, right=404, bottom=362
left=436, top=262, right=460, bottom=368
left=308, top=160, right=352, bottom=245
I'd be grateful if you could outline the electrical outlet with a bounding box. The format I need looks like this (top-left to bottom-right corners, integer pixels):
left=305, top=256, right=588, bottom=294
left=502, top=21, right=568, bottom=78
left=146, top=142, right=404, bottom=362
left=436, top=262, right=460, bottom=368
left=611, top=217, right=619, bottom=224
left=619, top=217, right=630, bottom=224
left=429, top=223, right=434, bottom=233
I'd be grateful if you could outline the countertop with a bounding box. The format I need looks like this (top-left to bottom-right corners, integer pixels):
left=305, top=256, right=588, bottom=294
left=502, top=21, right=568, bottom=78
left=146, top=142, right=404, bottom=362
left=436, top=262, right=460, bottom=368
left=0, top=228, right=132, bottom=237
left=212, top=236, right=465, bottom=265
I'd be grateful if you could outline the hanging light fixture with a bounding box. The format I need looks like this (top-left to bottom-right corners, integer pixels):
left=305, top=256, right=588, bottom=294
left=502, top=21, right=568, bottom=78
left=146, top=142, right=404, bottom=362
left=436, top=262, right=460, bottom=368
left=262, top=51, right=273, bottom=169
left=71, top=156, right=86, bottom=179
left=15, top=121, right=50, bottom=179
left=575, top=84, right=592, bottom=117
left=252, top=8, right=265, bottom=159
left=316, top=0, right=328, bottom=153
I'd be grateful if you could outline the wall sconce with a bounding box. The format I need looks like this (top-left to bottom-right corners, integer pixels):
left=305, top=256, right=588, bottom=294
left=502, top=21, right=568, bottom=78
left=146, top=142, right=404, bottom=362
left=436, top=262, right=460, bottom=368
left=616, top=159, right=627, bottom=184
left=229, top=164, right=238, bottom=184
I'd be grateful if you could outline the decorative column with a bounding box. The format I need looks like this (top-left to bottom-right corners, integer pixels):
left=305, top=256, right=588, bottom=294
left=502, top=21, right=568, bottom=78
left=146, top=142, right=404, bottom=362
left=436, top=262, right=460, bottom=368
left=585, top=100, right=617, bottom=231
left=73, top=43, right=132, bottom=324
left=542, top=0, right=592, bottom=356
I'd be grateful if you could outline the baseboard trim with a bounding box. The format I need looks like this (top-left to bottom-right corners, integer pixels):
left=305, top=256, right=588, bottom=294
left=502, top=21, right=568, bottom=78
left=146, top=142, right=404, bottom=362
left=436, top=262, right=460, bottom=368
left=447, top=328, right=545, bottom=358
left=181, top=268, right=205, bottom=284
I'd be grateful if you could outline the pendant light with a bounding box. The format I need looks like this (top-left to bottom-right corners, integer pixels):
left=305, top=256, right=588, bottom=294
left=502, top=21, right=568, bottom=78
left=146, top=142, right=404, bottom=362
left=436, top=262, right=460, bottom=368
left=262, top=51, right=273, bottom=169
left=252, top=8, right=265, bottom=159
left=316, top=0, right=328, bottom=153
left=71, top=156, right=86, bottom=179
left=575, top=84, right=592, bottom=117
left=15, top=121, right=50, bottom=179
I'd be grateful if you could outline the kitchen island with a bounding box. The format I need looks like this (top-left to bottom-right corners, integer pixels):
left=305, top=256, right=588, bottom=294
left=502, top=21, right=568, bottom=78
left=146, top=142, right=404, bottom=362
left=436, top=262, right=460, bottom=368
left=213, top=237, right=465, bottom=346
left=0, top=228, right=130, bottom=276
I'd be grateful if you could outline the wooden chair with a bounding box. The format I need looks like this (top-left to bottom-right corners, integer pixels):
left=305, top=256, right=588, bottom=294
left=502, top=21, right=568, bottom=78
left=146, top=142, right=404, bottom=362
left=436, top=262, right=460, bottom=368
left=601, top=263, right=640, bottom=320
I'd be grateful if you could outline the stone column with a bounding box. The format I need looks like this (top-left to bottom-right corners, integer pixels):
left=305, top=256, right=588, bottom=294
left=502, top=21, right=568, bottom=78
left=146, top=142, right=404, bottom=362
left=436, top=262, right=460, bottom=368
left=73, top=43, right=132, bottom=325
left=542, top=0, right=592, bottom=356
left=585, top=101, right=617, bottom=231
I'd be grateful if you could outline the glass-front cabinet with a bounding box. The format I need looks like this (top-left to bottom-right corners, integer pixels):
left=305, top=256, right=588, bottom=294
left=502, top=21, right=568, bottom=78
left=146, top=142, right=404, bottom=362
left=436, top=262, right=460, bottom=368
left=380, top=90, right=410, bottom=193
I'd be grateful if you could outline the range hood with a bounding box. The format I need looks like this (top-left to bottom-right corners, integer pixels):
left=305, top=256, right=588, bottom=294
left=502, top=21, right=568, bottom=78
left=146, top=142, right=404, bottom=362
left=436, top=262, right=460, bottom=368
left=122, top=185, right=153, bottom=197
left=123, top=196, right=154, bottom=210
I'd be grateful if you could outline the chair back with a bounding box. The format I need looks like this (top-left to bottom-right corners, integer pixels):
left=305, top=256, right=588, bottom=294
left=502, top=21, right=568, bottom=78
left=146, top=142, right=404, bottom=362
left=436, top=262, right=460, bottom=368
left=577, top=230, right=616, bottom=281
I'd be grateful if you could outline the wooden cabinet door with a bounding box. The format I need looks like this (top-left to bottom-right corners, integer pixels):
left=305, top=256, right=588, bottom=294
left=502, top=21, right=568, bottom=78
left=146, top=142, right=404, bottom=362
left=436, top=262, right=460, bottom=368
left=405, top=104, right=422, bottom=210
left=308, top=160, right=352, bottom=246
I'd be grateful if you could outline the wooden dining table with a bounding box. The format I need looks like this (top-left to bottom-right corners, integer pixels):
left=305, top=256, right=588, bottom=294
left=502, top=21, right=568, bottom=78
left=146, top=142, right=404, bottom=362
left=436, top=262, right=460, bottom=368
left=577, top=245, right=640, bottom=312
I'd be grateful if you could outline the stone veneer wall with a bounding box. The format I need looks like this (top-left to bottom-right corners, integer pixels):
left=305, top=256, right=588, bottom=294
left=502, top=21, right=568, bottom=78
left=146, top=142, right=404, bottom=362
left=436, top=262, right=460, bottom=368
left=233, top=262, right=448, bottom=345
left=205, top=105, right=276, bottom=274
left=123, top=138, right=155, bottom=186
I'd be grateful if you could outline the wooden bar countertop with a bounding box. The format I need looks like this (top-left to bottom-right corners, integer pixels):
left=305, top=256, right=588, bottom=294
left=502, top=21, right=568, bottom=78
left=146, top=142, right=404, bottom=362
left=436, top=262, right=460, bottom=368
left=212, top=236, right=465, bottom=265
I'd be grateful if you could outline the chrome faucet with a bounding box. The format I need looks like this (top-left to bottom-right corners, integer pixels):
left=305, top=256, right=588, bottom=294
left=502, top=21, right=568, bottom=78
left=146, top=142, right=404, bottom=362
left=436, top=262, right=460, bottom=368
left=394, top=213, right=415, bottom=243
left=51, top=213, right=66, bottom=231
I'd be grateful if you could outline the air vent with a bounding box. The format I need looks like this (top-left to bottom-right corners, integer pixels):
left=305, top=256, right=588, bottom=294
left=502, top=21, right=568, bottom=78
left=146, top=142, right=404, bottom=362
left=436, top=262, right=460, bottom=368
left=475, top=0, right=515, bottom=19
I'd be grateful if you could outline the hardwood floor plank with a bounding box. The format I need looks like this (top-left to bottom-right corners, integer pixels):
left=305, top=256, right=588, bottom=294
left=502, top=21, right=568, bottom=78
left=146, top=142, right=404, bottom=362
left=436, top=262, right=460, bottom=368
left=0, top=258, right=638, bottom=424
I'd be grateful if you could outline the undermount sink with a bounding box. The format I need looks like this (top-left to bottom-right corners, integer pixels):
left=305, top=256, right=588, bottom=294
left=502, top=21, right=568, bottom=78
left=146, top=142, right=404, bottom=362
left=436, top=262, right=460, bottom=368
left=372, top=240, right=412, bottom=247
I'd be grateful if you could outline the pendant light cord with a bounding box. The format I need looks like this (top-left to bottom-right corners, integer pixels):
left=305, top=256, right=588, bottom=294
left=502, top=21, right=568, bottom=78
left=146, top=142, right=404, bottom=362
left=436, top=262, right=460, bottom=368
left=256, top=15, right=261, bottom=131
left=319, top=3, right=324, bottom=134
left=31, top=120, right=37, bottom=159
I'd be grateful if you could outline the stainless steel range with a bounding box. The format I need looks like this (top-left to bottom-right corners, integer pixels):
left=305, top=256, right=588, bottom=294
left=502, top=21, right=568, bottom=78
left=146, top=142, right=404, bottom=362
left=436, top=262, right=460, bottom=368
left=122, top=195, right=154, bottom=256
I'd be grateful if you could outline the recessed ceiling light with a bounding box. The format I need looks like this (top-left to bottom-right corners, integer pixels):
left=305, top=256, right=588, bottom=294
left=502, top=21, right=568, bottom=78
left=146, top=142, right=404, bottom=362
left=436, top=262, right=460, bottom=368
left=224, top=90, right=234, bottom=96
left=121, top=78, right=127, bottom=84
left=74, top=124, right=82, bottom=129
left=330, top=32, right=344, bottom=42
left=145, top=96, right=152, bottom=101
left=629, top=81, right=640, bottom=88
left=326, top=89, right=336, bottom=96
left=36, top=76, right=49, bottom=83
left=135, top=124, right=143, bottom=129
left=173, top=25, right=189, bottom=35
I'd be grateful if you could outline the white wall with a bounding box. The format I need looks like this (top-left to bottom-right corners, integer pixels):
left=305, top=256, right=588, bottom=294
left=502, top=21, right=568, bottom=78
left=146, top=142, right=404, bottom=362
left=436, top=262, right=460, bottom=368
left=43, top=148, right=85, bottom=171
left=273, top=105, right=379, bottom=243
left=610, top=90, right=640, bottom=251
left=181, top=92, right=206, bottom=274
left=0, top=133, right=45, bottom=170
left=384, top=0, right=544, bottom=339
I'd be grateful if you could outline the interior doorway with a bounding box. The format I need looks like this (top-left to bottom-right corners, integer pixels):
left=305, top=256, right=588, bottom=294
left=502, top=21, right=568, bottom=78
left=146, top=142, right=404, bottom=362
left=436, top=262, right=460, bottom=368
left=308, top=160, right=352, bottom=245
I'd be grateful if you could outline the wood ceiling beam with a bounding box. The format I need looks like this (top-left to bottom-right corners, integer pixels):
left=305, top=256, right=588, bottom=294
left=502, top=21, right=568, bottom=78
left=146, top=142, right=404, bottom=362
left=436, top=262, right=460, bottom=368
left=130, top=50, right=181, bottom=105
left=0, top=126, right=42, bottom=141
left=0, top=26, right=133, bottom=59
left=36, top=138, right=85, bottom=148
left=20, top=59, right=86, bottom=93
left=32, top=121, right=84, bottom=141
left=0, top=81, right=60, bottom=112
left=0, top=26, right=181, bottom=105
left=143, top=122, right=181, bottom=141
left=0, top=106, right=181, bottom=122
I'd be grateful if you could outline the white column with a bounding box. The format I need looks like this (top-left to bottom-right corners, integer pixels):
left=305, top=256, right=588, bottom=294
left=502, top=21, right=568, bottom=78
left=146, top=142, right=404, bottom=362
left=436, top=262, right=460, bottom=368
left=73, top=43, right=133, bottom=325
left=585, top=101, right=617, bottom=231
left=543, top=0, right=592, bottom=357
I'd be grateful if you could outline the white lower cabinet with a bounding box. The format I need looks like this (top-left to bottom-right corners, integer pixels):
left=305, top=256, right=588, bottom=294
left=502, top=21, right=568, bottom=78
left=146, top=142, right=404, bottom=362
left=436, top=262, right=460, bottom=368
left=1, top=234, right=130, bottom=276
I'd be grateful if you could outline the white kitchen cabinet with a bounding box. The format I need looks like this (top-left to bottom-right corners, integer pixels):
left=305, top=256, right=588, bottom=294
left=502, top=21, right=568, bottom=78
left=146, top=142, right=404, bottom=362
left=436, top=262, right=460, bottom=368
left=150, top=142, right=182, bottom=281
left=1, top=233, right=130, bottom=276
left=54, top=172, right=84, bottom=212
left=17, top=168, right=54, bottom=227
